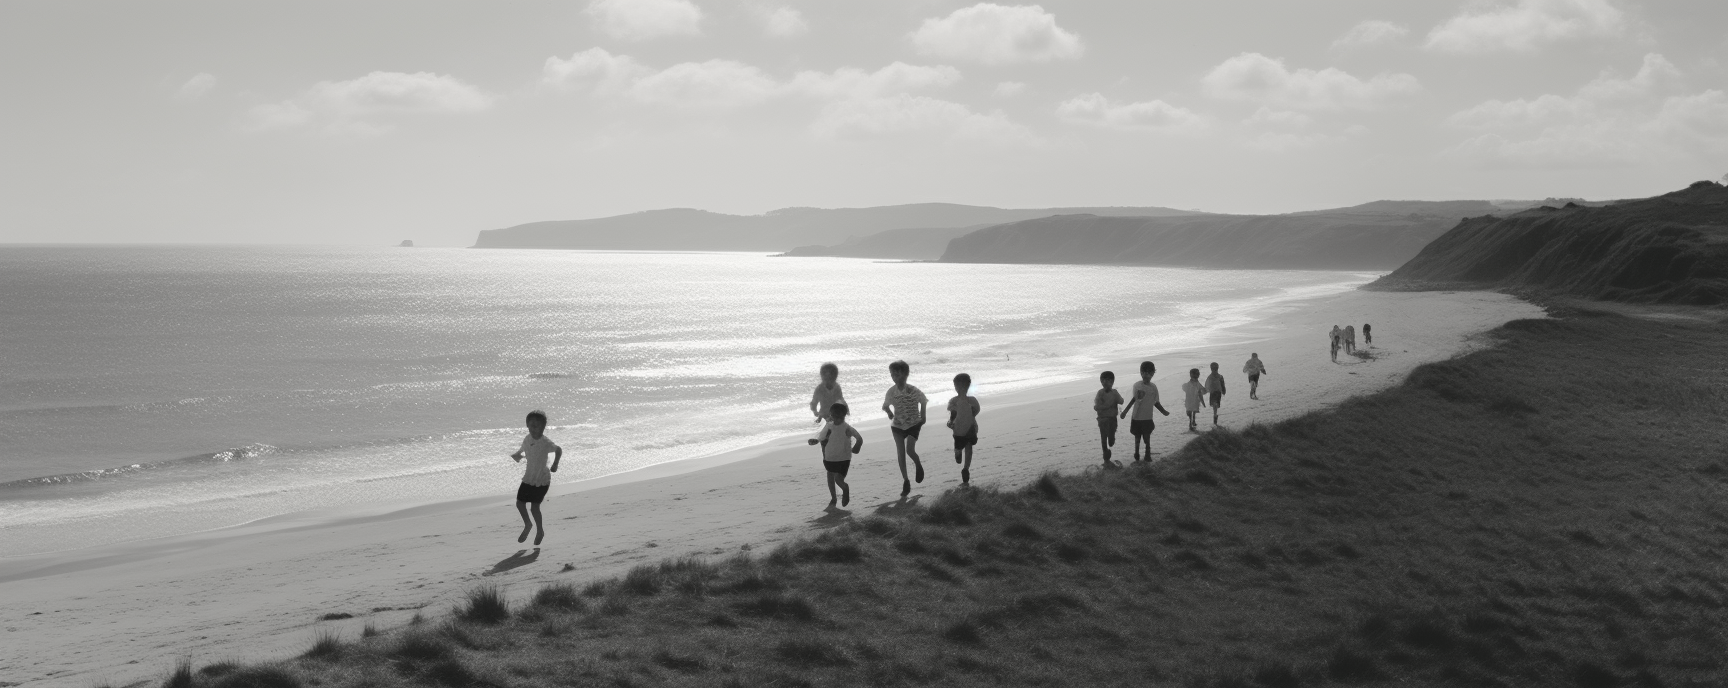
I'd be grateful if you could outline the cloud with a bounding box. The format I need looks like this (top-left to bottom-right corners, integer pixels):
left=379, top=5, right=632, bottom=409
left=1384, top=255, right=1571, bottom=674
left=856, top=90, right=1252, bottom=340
left=755, top=5, right=808, bottom=37
left=788, top=62, right=961, bottom=101
left=249, top=71, right=493, bottom=133
left=177, top=73, right=217, bottom=99
left=994, top=81, right=1027, bottom=97
left=1442, top=54, right=1727, bottom=167
left=1331, top=20, right=1409, bottom=48
left=1056, top=93, right=1207, bottom=133
left=586, top=0, right=702, bottom=41
left=813, top=94, right=1035, bottom=143
left=1242, top=107, right=1313, bottom=129
left=543, top=47, right=652, bottom=93
left=1201, top=53, right=1420, bottom=111
left=1426, top=0, right=1624, bottom=53
left=909, top=3, right=1082, bottom=65
left=628, top=60, right=783, bottom=108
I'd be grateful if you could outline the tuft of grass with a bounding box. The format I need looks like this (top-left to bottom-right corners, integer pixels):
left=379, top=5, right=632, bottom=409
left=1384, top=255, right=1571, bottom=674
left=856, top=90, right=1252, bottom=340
left=736, top=594, right=817, bottom=622
left=207, top=666, right=301, bottom=688
left=390, top=630, right=455, bottom=664
left=531, top=583, right=586, bottom=612
left=360, top=623, right=379, bottom=638
left=942, top=620, right=983, bottom=644
left=316, top=612, right=352, bottom=621
left=300, top=629, right=343, bottom=660
left=197, top=662, right=240, bottom=679
left=1033, top=472, right=1065, bottom=501
left=163, top=659, right=194, bottom=688
left=456, top=584, right=509, bottom=624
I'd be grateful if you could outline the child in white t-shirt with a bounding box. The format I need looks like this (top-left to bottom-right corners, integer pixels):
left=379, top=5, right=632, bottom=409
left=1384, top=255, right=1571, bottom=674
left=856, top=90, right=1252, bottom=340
left=946, top=372, right=981, bottom=485
left=808, top=403, right=863, bottom=509
left=509, top=410, right=562, bottom=545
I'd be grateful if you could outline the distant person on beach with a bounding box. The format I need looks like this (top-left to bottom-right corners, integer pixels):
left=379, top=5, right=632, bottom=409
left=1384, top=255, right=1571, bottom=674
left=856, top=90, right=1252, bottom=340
left=807, top=402, right=861, bottom=508
left=946, top=373, right=981, bottom=485
left=1120, top=361, right=1170, bottom=462
left=1330, top=325, right=1342, bottom=362
left=1180, top=369, right=1206, bottom=431
left=509, top=410, right=562, bottom=546
left=1204, top=362, right=1227, bottom=427
left=1344, top=325, right=1356, bottom=355
left=1363, top=323, right=1372, bottom=345
left=809, top=362, right=845, bottom=454
left=1094, top=371, right=1125, bottom=465
left=882, top=360, right=928, bottom=497
left=1243, top=353, right=1267, bottom=399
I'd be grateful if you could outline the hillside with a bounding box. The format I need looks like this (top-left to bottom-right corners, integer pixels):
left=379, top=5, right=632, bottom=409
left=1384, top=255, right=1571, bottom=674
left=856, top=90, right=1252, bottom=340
left=938, top=208, right=1470, bottom=270
left=775, top=225, right=987, bottom=260
left=1375, top=181, right=1728, bottom=305
left=471, top=204, right=1200, bottom=252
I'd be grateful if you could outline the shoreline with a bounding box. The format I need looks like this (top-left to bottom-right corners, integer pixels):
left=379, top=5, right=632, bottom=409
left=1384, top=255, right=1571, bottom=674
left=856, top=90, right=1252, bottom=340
left=0, top=288, right=1543, bottom=687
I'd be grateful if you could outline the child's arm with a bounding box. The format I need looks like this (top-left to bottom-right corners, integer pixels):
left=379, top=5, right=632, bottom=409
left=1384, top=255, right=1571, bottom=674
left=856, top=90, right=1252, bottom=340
left=848, top=425, right=863, bottom=454
left=1155, top=401, right=1170, bottom=416
left=550, top=445, right=562, bottom=472
left=918, top=398, right=928, bottom=425
left=510, top=449, right=524, bottom=462
left=1121, top=391, right=1139, bottom=419
left=947, top=407, right=956, bottom=428
left=882, top=392, right=894, bottom=419
left=971, top=398, right=980, bottom=417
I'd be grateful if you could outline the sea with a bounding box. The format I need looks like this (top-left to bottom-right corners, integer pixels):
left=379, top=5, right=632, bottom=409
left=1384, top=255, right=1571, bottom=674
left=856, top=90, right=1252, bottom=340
left=0, top=246, right=1372, bottom=556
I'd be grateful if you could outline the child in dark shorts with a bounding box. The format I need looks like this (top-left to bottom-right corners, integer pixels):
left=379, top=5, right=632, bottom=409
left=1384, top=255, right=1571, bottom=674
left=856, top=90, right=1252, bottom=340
left=1120, top=361, right=1170, bottom=462
left=1094, top=371, right=1125, bottom=465
left=509, top=410, right=562, bottom=545
left=808, top=403, right=863, bottom=508
left=946, top=372, right=981, bottom=485
left=882, top=360, right=928, bottom=497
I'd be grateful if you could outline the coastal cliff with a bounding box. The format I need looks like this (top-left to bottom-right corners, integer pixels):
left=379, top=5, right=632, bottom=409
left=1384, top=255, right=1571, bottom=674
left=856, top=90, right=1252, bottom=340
left=938, top=204, right=1477, bottom=270
left=1375, top=181, right=1728, bottom=305
left=471, top=204, right=1199, bottom=252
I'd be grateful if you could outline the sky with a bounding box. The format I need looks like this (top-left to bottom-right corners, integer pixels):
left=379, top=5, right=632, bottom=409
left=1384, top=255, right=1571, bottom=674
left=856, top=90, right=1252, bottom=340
left=1, top=0, right=1725, bottom=246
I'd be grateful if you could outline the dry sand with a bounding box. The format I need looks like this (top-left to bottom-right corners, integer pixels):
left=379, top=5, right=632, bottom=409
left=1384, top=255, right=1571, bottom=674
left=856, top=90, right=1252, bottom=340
left=0, top=288, right=1543, bottom=687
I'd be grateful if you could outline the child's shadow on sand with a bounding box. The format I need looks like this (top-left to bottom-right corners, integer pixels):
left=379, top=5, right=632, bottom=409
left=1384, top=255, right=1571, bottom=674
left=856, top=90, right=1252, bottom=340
left=871, top=494, right=924, bottom=516
left=808, top=507, right=853, bottom=529
left=484, top=548, right=540, bottom=576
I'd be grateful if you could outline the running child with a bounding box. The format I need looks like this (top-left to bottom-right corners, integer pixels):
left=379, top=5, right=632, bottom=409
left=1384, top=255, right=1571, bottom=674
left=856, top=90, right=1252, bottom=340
left=946, top=373, right=981, bottom=485
left=509, top=410, right=562, bottom=546
left=1119, top=361, right=1170, bottom=462
left=1094, top=371, right=1125, bottom=465
left=881, top=360, right=928, bottom=497
left=1363, top=323, right=1372, bottom=346
left=807, top=402, right=862, bottom=508
left=1204, top=362, right=1227, bottom=427
left=1180, top=369, right=1206, bottom=431
left=809, top=362, right=846, bottom=452
left=1243, top=353, right=1267, bottom=399
left=1344, top=325, right=1356, bottom=355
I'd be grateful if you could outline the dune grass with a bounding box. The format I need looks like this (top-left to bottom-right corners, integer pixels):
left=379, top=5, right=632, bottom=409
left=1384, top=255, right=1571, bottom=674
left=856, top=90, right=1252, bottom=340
left=154, top=306, right=1727, bottom=687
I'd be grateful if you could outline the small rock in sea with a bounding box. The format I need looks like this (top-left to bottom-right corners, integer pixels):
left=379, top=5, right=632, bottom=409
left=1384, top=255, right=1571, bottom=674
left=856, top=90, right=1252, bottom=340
left=398, top=240, right=414, bottom=247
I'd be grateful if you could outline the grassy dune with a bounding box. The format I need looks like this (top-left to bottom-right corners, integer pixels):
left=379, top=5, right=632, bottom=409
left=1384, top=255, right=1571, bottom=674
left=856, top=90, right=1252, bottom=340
left=156, top=306, right=1727, bottom=688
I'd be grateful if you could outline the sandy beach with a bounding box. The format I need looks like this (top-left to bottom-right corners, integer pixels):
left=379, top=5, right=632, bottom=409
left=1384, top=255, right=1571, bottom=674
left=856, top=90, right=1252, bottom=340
left=0, top=288, right=1543, bottom=688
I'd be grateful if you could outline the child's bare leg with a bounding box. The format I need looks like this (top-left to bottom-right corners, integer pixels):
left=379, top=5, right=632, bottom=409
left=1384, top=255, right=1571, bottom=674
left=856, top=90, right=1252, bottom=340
left=906, top=436, right=923, bottom=482
left=961, top=446, right=972, bottom=483
left=1098, top=428, right=1112, bottom=463
left=530, top=502, right=545, bottom=546
left=825, top=472, right=838, bottom=506
left=836, top=474, right=850, bottom=507
left=515, top=501, right=532, bottom=543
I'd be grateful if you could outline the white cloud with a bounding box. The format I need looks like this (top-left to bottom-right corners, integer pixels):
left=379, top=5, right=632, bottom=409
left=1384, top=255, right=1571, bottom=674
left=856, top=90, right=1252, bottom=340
left=994, top=81, right=1027, bottom=97
left=1056, top=93, right=1207, bottom=134
left=1243, top=107, right=1313, bottom=129
left=586, top=0, right=702, bottom=41
left=788, top=62, right=961, bottom=101
left=177, top=73, right=217, bottom=99
left=543, top=47, right=651, bottom=93
left=1442, top=54, right=1727, bottom=167
left=628, top=59, right=782, bottom=108
left=1332, top=20, right=1409, bottom=49
left=249, top=71, right=492, bottom=133
left=909, top=3, right=1082, bottom=65
left=1201, top=53, right=1420, bottom=111
left=813, top=94, right=1034, bottom=143
left=756, top=5, right=808, bottom=37
left=1426, top=0, right=1624, bottom=54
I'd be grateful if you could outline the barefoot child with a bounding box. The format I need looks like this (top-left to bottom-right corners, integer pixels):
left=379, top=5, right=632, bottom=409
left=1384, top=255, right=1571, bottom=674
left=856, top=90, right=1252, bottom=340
left=1119, top=361, right=1170, bottom=462
left=1094, top=371, right=1125, bottom=465
left=807, top=403, right=862, bottom=508
left=881, top=360, right=928, bottom=497
left=509, top=410, right=562, bottom=545
left=1204, top=362, right=1227, bottom=427
left=1243, top=353, right=1267, bottom=400
left=946, top=373, right=981, bottom=485
left=810, top=362, right=846, bottom=451
left=1180, top=369, right=1205, bottom=431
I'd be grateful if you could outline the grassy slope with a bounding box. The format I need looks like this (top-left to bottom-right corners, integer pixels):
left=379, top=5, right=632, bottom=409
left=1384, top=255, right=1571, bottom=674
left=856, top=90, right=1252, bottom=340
left=163, top=308, right=1728, bottom=688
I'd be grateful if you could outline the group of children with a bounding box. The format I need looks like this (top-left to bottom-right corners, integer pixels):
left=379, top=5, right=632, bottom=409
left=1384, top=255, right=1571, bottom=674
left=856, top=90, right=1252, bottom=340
left=1329, top=323, right=1371, bottom=362
left=505, top=352, right=1284, bottom=538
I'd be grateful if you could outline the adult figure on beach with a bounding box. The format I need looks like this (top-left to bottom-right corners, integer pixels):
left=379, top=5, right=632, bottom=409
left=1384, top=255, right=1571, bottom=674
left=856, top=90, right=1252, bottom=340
left=1344, top=325, right=1356, bottom=355
left=1329, top=325, right=1341, bottom=363
left=1363, top=323, right=1372, bottom=346
left=1243, top=353, right=1267, bottom=399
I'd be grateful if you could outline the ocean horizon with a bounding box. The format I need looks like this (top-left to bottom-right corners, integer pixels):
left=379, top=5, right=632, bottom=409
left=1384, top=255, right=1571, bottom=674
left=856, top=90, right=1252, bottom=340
left=0, top=245, right=1371, bottom=555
